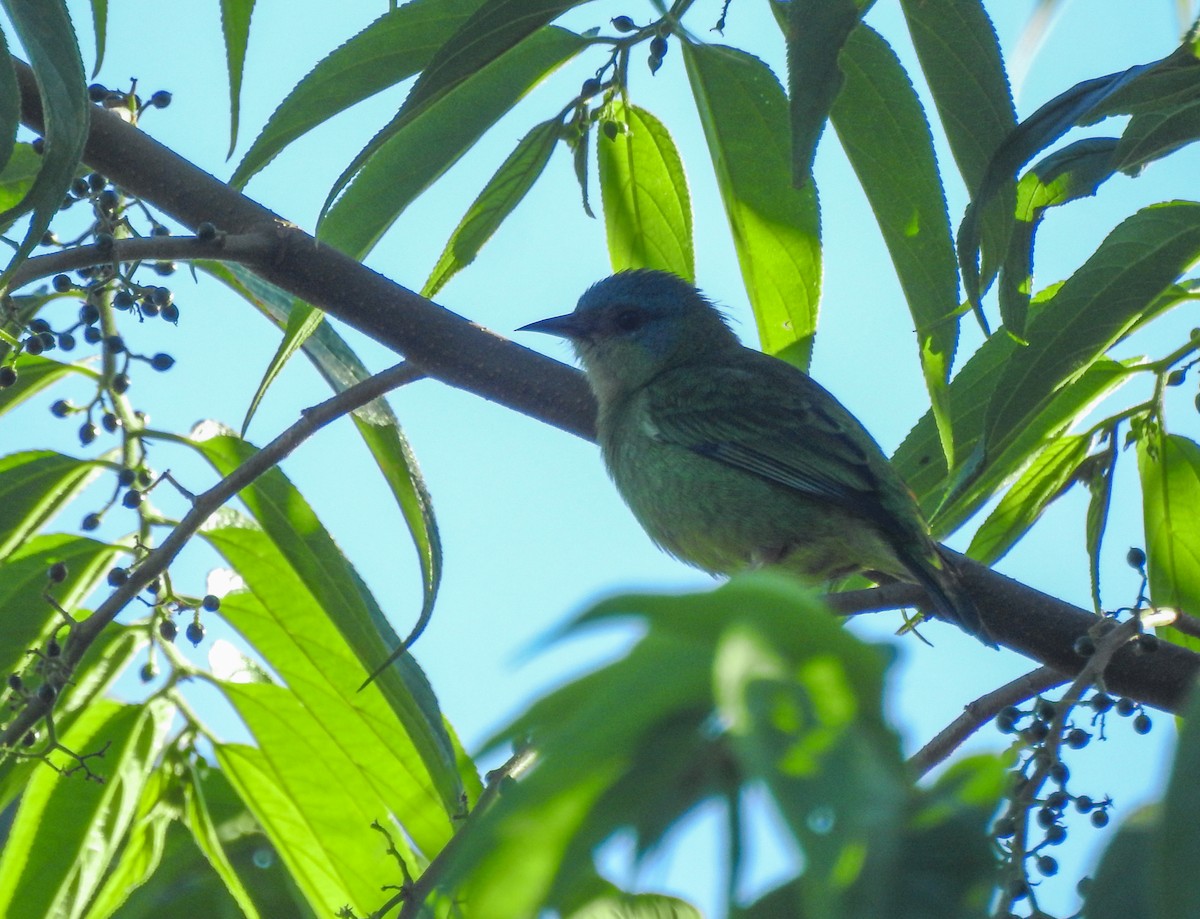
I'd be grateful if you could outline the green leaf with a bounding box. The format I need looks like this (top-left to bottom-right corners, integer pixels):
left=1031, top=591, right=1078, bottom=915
left=0, top=450, right=100, bottom=560
left=0, top=36, right=18, bottom=175
left=198, top=527, right=459, bottom=855
left=0, top=0, right=89, bottom=286
left=0, top=698, right=173, bottom=918
left=231, top=0, right=487, bottom=188
left=88, top=0, right=107, bottom=76
left=179, top=429, right=465, bottom=817
left=199, top=262, right=442, bottom=655
left=424, top=117, right=562, bottom=298
left=597, top=101, right=694, bottom=282
left=1139, top=431, right=1200, bottom=647
left=239, top=300, right=323, bottom=436
left=1085, top=806, right=1158, bottom=919
left=899, top=0, right=1015, bottom=292
left=177, top=757, right=261, bottom=919
left=0, top=142, right=46, bottom=219
left=1155, top=685, right=1200, bottom=917
left=999, top=137, right=1120, bottom=339
left=214, top=704, right=411, bottom=917
left=984, top=203, right=1200, bottom=458
left=0, top=533, right=123, bottom=695
left=567, top=893, right=703, bottom=919
left=966, top=434, right=1090, bottom=566
left=1084, top=441, right=1118, bottom=612
left=831, top=25, right=958, bottom=462
left=219, top=0, right=255, bottom=156
left=1115, top=97, right=1200, bottom=174
left=682, top=42, right=821, bottom=369
left=84, top=765, right=178, bottom=918
left=782, top=0, right=873, bottom=181
left=320, top=26, right=583, bottom=258
left=0, top=354, right=84, bottom=419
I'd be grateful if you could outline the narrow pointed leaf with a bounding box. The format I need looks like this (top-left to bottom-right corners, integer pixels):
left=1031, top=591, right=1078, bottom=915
left=1085, top=442, right=1118, bottom=612
left=199, top=262, right=440, bottom=654
left=831, top=25, right=958, bottom=462
left=682, top=42, right=821, bottom=369
left=88, top=0, right=107, bottom=76
left=0, top=34, right=18, bottom=174
left=1155, top=685, right=1200, bottom=917
left=0, top=698, right=173, bottom=918
left=0, top=450, right=99, bottom=559
left=1139, top=431, right=1200, bottom=649
left=231, top=0, right=487, bottom=188
left=220, top=0, right=255, bottom=156
left=178, top=428, right=464, bottom=816
left=1115, top=97, right=1200, bottom=174
left=900, top=0, right=1015, bottom=292
left=239, top=300, right=323, bottom=435
left=782, top=0, right=873, bottom=181
left=984, top=203, right=1200, bottom=459
left=424, top=117, right=561, bottom=298
left=597, top=101, right=694, bottom=282
left=966, top=434, right=1090, bottom=566
left=319, top=26, right=585, bottom=258
left=0, top=0, right=89, bottom=286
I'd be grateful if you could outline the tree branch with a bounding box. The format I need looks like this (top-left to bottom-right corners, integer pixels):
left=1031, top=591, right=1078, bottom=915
left=10, top=55, right=1200, bottom=713
left=0, top=361, right=422, bottom=755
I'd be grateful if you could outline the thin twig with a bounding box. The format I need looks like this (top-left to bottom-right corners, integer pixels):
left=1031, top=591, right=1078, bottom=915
left=0, top=361, right=424, bottom=755
left=909, top=666, right=1069, bottom=778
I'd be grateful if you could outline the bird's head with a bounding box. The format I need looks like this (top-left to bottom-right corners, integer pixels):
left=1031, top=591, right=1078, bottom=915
left=520, top=270, right=737, bottom=401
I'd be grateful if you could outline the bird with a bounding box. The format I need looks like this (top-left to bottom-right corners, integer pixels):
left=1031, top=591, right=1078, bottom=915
left=520, top=269, right=994, bottom=647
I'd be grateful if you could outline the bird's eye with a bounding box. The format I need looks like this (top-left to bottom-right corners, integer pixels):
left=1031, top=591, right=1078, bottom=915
left=613, top=308, right=645, bottom=333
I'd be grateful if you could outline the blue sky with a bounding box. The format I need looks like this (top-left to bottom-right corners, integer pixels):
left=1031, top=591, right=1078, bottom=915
left=15, top=0, right=1200, bottom=912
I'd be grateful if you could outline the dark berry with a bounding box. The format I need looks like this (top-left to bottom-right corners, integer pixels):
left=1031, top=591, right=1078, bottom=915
left=1133, top=713, right=1152, bottom=734
left=36, top=682, right=56, bottom=703
left=1066, top=728, right=1091, bottom=749
left=94, top=232, right=114, bottom=254
left=1116, top=698, right=1137, bottom=717
left=122, top=489, right=143, bottom=509
left=1044, top=823, right=1068, bottom=845
left=1025, top=719, right=1050, bottom=743
left=996, top=710, right=1017, bottom=733
left=24, top=336, right=44, bottom=355
left=1049, top=761, right=1069, bottom=785
left=79, top=303, right=100, bottom=325
left=97, top=189, right=119, bottom=213
left=111, top=372, right=130, bottom=393
left=1035, top=698, right=1057, bottom=721
left=29, top=318, right=51, bottom=334
left=104, top=335, right=125, bottom=354
left=101, top=413, right=119, bottom=433
left=1091, top=810, right=1109, bottom=828
left=117, top=468, right=136, bottom=488
left=57, top=333, right=76, bottom=351
left=1137, top=633, right=1159, bottom=653
left=196, top=221, right=217, bottom=241
left=1127, top=547, right=1146, bottom=568
left=141, top=299, right=160, bottom=317
left=88, top=83, right=108, bottom=102
left=107, top=566, right=129, bottom=587
left=78, top=422, right=98, bottom=445
left=153, top=261, right=176, bottom=276
left=612, top=15, right=636, bottom=31
left=150, top=353, right=175, bottom=371
left=1036, top=807, right=1056, bottom=828
left=113, top=290, right=135, bottom=310
left=161, top=303, right=179, bottom=323
left=581, top=77, right=601, bottom=97
left=81, top=512, right=101, bottom=531
left=1075, top=795, right=1094, bottom=813
left=993, top=816, right=1016, bottom=838
left=7, top=673, right=22, bottom=690
left=31, top=136, right=44, bottom=154
left=185, top=621, right=205, bottom=647
left=650, top=34, right=668, bottom=58
left=1090, top=692, right=1113, bottom=713
left=1046, top=790, right=1069, bottom=810
left=48, top=561, right=68, bottom=583
left=21, top=730, right=37, bottom=747
left=50, top=399, right=71, bottom=417
left=159, top=619, right=178, bottom=642
left=149, top=90, right=172, bottom=108
left=150, top=286, right=173, bottom=307
left=52, top=273, right=73, bottom=292
left=0, top=366, right=16, bottom=387
left=139, top=661, right=157, bottom=682
left=150, top=224, right=170, bottom=237
left=602, top=120, right=619, bottom=140
left=47, top=638, right=60, bottom=657
left=201, top=594, right=220, bottom=612
left=1073, top=634, right=1095, bottom=657
left=83, top=326, right=102, bottom=344
left=71, top=176, right=90, bottom=197
left=38, top=331, right=56, bottom=351
left=1036, top=855, right=1058, bottom=877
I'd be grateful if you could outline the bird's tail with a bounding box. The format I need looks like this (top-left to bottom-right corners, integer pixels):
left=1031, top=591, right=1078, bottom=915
left=904, top=545, right=996, bottom=648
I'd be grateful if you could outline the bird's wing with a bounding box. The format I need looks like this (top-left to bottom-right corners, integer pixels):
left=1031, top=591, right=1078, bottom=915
left=643, top=358, right=897, bottom=526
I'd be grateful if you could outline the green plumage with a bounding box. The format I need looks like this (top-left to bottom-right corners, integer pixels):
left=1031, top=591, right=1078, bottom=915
left=522, top=270, right=993, bottom=646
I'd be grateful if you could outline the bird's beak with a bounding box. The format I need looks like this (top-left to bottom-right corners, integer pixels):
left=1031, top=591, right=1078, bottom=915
left=517, top=313, right=586, bottom=340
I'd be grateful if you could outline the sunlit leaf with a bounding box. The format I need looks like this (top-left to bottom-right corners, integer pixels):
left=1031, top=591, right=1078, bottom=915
left=220, top=0, right=255, bottom=155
